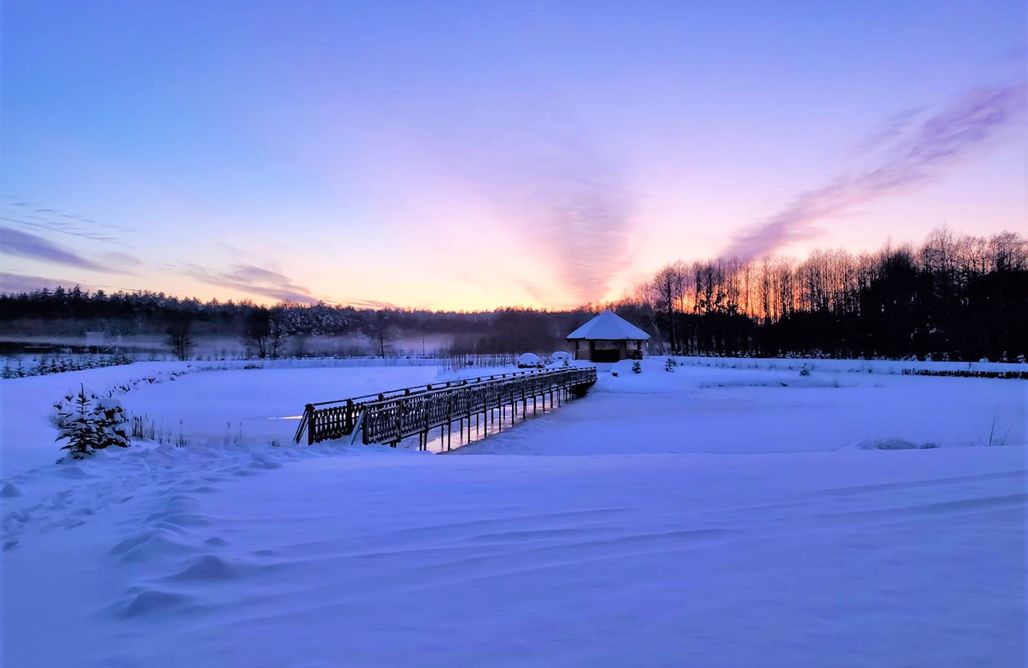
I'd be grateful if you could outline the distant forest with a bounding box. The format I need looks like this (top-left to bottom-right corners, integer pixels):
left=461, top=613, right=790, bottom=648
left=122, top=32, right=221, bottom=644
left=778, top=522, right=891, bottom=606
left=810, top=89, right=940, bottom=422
left=1, top=228, right=1025, bottom=362
left=640, top=228, right=1027, bottom=362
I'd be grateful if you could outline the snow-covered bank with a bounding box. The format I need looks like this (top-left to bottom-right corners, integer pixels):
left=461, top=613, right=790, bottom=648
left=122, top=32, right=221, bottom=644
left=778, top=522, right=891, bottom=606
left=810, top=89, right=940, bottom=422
left=671, top=355, right=1028, bottom=375
left=2, top=358, right=1025, bottom=666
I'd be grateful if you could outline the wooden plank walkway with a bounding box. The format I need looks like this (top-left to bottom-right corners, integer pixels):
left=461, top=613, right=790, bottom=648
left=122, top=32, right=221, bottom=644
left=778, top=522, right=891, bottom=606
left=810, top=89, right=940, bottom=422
left=294, top=366, right=598, bottom=449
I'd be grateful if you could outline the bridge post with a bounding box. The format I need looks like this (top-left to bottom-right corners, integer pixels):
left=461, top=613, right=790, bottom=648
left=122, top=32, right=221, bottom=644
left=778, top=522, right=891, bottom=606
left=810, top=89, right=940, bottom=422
left=305, top=404, right=315, bottom=445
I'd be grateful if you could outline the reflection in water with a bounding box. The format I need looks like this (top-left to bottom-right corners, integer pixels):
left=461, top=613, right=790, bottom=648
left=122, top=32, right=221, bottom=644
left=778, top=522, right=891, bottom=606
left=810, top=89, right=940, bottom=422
left=410, top=399, right=562, bottom=454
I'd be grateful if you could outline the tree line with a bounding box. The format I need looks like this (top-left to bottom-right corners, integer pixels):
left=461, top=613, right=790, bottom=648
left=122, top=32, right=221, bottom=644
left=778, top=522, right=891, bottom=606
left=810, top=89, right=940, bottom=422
left=0, top=288, right=593, bottom=359
left=1, top=227, right=1024, bottom=361
left=637, top=228, right=1026, bottom=361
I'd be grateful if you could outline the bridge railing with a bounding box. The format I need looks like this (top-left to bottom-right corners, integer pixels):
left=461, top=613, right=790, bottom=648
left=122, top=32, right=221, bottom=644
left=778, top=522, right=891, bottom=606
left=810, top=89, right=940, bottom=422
left=293, top=368, right=552, bottom=445
left=295, top=366, right=597, bottom=446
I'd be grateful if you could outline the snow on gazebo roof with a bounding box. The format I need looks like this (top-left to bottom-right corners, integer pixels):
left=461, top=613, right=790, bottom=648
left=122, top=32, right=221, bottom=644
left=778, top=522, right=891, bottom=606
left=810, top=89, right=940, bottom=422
left=565, top=310, right=651, bottom=341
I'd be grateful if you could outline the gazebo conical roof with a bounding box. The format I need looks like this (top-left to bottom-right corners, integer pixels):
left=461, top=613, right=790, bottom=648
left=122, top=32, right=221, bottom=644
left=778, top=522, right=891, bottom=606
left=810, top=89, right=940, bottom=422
left=566, top=310, right=650, bottom=341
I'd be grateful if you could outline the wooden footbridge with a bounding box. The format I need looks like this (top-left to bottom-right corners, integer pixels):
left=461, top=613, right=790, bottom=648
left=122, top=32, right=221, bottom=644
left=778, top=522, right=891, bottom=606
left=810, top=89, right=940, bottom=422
left=294, top=366, right=598, bottom=450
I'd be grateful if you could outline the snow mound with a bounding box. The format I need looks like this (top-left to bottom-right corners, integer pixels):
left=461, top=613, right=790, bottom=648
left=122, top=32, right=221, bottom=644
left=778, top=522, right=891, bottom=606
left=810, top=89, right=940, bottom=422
left=55, top=465, right=96, bottom=480
left=109, top=529, right=195, bottom=563
left=116, top=588, right=192, bottom=618
left=165, top=555, right=244, bottom=582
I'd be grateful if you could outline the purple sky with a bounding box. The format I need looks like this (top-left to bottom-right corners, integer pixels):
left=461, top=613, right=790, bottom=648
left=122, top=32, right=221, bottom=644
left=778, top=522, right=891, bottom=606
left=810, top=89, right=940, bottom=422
left=2, top=1, right=1025, bottom=309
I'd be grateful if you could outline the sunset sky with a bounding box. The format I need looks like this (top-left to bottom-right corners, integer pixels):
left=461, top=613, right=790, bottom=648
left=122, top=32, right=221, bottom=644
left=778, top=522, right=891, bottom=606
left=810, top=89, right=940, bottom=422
left=2, top=0, right=1025, bottom=310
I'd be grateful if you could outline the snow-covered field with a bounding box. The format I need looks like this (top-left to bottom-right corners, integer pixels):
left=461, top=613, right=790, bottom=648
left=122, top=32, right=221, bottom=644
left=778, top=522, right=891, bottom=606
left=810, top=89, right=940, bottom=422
left=1, top=359, right=1025, bottom=667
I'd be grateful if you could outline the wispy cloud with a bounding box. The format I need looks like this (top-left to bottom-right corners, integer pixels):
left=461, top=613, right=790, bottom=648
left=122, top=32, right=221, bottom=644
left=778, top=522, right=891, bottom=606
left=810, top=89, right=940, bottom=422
left=183, top=263, right=318, bottom=304
left=477, top=127, right=635, bottom=305
left=0, top=271, right=86, bottom=293
left=851, top=106, right=926, bottom=155
left=98, top=250, right=143, bottom=270
left=723, top=80, right=1027, bottom=261
left=0, top=226, right=128, bottom=273
left=533, top=140, right=634, bottom=304
left=346, top=298, right=399, bottom=310
left=0, top=195, right=131, bottom=244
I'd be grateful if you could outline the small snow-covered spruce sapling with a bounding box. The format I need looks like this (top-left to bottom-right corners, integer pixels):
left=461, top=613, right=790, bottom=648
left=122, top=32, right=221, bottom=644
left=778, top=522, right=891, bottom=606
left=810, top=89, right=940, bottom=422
left=665, top=357, right=677, bottom=372
left=52, top=386, right=98, bottom=459
left=51, top=385, right=131, bottom=460
left=799, top=364, right=811, bottom=377
left=632, top=361, right=642, bottom=374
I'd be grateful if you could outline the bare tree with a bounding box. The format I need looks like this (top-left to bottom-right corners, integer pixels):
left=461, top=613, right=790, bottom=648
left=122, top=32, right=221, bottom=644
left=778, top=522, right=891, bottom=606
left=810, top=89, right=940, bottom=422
left=650, top=263, right=686, bottom=352
left=364, top=311, right=397, bottom=358
left=242, top=308, right=271, bottom=358
left=268, top=306, right=289, bottom=359
left=165, top=315, right=194, bottom=361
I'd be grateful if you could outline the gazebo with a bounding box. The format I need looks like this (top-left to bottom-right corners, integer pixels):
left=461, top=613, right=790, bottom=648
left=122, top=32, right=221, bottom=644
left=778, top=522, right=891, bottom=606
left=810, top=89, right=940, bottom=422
left=565, top=310, right=651, bottom=362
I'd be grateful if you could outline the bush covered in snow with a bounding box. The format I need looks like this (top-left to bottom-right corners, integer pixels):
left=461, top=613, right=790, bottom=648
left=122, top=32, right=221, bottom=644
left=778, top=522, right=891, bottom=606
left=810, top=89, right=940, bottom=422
left=51, top=386, right=131, bottom=460
left=2, top=354, right=133, bottom=379
left=858, top=438, right=939, bottom=450
left=517, top=353, right=543, bottom=368
left=550, top=351, right=571, bottom=367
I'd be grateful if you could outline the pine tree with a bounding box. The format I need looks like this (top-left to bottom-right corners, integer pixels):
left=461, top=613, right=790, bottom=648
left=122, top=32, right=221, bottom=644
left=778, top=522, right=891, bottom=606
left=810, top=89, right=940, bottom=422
left=53, top=386, right=100, bottom=459
left=52, top=385, right=131, bottom=459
